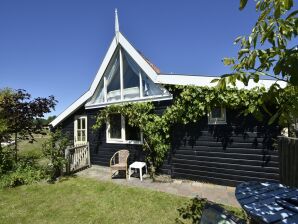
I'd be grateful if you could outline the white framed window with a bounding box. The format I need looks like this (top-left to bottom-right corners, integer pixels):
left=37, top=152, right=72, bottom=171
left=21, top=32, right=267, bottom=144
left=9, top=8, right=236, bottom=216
left=106, top=113, right=143, bottom=144
left=85, top=48, right=171, bottom=108
left=74, top=115, right=87, bottom=145
left=208, top=107, right=227, bottom=125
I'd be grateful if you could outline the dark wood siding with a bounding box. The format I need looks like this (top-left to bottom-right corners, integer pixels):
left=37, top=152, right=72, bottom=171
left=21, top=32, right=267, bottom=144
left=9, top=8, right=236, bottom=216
left=86, top=109, right=144, bottom=166
left=87, top=101, right=170, bottom=165
left=161, top=110, right=280, bottom=186
left=56, top=106, right=87, bottom=144
left=57, top=102, right=280, bottom=187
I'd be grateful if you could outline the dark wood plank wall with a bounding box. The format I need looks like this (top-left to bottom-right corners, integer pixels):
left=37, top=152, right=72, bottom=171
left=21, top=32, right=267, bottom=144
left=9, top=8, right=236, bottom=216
left=58, top=104, right=280, bottom=187
left=278, top=136, right=298, bottom=187
left=87, top=109, right=144, bottom=166
left=160, top=110, right=281, bottom=186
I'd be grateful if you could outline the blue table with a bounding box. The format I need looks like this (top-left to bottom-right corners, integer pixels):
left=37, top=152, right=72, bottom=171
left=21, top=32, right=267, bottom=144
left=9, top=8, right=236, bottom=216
left=236, top=182, right=298, bottom=224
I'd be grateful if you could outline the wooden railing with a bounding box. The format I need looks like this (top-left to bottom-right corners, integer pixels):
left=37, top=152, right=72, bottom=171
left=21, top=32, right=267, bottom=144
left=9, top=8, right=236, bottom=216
left=65, top=142, right=91, bottom=173
left=278, top=136, right=298, bottom=187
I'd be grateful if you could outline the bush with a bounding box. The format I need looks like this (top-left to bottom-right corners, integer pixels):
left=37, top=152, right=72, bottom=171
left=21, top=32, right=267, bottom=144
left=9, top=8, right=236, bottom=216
left=176, top=197, right=207, bottom=224
left=42, top=130, right=69, bottom=181
left=0, top=160, right=46, bottom=188
left=0, top=147, right=14, bottom=175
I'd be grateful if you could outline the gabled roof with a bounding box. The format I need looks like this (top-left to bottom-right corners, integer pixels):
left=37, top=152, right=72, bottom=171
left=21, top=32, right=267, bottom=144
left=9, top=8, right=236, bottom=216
left=50, top=21, right=287, bottom=128
left=137, top=50, right=161, bottom=74
left=50, top=32, right=161, bottom=127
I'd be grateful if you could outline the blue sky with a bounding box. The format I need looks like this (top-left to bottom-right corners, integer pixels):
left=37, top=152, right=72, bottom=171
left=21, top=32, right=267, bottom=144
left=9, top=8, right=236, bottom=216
left=0, top=0, right=260, bottom=117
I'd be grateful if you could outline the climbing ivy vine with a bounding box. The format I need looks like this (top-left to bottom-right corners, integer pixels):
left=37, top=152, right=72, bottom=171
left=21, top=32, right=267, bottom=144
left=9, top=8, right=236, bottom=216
left=93, top=85, right=292, bottom=175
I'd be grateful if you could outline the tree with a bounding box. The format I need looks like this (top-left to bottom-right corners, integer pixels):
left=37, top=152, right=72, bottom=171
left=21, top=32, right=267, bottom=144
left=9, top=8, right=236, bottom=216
left=0, top=88, right=57, bottom=161
left=215, top=0, right=298, bottom=129
left=217, top=0, right=297, bottom=86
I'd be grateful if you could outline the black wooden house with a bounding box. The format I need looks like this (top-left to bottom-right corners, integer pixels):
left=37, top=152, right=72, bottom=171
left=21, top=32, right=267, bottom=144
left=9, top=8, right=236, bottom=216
left=50, top=12, right=285, bottom=186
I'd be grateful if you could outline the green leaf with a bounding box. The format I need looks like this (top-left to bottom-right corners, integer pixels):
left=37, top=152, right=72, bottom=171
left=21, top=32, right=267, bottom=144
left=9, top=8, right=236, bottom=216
left=239, top=0, right=248, bottom=10
left=268, top=111, right=280, bottom=125
left=210, top=78, right=219, bottom=83
left=274, top=2, right=281, bottom=19
left=234, top=36, right=243, bottom=44
left=284, top=0, right=293, bottom=10
left=253, top=75, right=259, bottom=83
left=222, top=58, right=235, bottom=65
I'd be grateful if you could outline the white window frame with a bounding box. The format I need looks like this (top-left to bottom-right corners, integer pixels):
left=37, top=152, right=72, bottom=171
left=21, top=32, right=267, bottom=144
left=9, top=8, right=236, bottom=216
left=74, top=115, right=88, bottom=145
left=208, top=107, right=227, bottom=125
left=106, top=114, right=143, bottom=144
left=85, top=47, right=172, bottom=109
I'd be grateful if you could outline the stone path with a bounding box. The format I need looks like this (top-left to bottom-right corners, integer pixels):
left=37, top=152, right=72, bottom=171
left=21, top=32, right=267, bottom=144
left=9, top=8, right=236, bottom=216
left=76, top=165, right=240, bottom=208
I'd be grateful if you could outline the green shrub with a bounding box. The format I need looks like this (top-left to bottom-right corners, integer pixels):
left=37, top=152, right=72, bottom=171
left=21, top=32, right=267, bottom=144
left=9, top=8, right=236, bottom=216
left=176, top=197, right=207, bottom=224
left=42, top=130, right=69, bottom=181
left=0, top=161, right=46, bottom=188
left=0, top=147, right=14, bottom=175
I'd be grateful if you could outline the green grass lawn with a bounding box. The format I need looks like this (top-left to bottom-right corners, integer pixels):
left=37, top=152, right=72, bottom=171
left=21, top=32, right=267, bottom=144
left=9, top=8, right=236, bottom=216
left=0, top=177, right=189, bottom=224
left=1, top=135, right=244, bottom=223
left=18, top=134, right=49, bottom=159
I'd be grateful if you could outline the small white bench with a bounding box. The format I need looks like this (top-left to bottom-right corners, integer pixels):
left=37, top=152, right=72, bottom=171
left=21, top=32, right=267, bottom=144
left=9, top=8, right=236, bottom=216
left=128, top=162, right=147, bottom=181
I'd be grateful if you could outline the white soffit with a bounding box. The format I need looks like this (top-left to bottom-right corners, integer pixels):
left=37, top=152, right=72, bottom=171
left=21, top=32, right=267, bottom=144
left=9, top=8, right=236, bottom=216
left=156, top=74, right=287, bottom=89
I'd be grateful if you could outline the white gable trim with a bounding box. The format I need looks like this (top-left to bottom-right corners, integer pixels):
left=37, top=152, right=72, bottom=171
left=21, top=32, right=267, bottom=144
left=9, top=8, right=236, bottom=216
left=89, top=37, right=118, bottom=93
left=50, top=91, right=91, bottom=127
left=90, top=33, right=158, bottom=94
left=51, top=32, right=160, bottom=127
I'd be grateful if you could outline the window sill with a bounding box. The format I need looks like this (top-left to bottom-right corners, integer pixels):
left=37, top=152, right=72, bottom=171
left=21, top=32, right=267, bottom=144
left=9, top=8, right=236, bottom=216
left=208, top=121, right=227, bottom=125
left=106, top=139, right=143, bottom=145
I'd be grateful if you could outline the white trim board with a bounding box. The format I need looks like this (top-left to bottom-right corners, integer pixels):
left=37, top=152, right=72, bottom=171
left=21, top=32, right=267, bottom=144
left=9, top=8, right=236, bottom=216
left=156, top=74, right=287, bottom=89
left=85, top=95, right=173, bottom=109
left=50, top=91, right=91, bottom=127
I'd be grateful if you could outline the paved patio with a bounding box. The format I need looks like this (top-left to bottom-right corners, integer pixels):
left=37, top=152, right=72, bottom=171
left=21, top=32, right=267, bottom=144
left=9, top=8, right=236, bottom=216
left=76, top=165, right=240, bottom=207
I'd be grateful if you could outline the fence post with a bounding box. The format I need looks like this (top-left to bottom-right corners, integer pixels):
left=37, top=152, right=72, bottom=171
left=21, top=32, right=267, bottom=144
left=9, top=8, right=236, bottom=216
left=65, top=146, right=71, bottom=175
left=87, top=142, right=91, bottom=167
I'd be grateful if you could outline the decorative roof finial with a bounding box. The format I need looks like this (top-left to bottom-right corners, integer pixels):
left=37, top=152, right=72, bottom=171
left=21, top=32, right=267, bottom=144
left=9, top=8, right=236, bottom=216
left=115, top=8, right=119, bottom=41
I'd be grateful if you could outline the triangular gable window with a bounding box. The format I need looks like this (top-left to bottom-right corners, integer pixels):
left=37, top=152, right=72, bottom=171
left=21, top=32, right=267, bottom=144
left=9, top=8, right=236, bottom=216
left=123, top=51, right=140, bottom=99
left=86, top=47, right=171, bottom=108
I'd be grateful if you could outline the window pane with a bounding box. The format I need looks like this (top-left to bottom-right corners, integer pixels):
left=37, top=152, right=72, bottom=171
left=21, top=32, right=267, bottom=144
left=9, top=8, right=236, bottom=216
left=142, top=72, right=163, bottom=97
left=89, top=79, right=104, bottom=104
left=82, top=131, right=86, bottom=142
left=107, top=53, right=121, bottom=102
left=211, top=107, right=222, bottom=118
left=81, top=118, right=86, bottom=129
left=77, top=131, right=81, bottom=141
left=125, top=119, right=141, bottom=141
left=77, top=119, right=81, bottom=129
left=109, top=114, right=122, bottom=139
left=123, top=52, right=140, bottom=99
